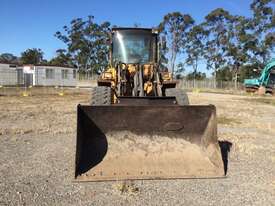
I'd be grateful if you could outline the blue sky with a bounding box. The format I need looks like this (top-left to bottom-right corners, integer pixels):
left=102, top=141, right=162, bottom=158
left=1, top=0, right=253, bottom=61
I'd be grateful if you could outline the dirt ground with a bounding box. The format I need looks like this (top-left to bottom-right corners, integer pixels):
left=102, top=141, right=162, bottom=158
left=0, top=91, right=274, bottom=206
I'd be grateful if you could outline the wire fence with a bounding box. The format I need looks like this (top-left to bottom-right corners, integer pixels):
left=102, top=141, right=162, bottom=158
left=1, top=68, right=246, bottom=96
left=0, top=69, right=97, bottom=85
left=178, top=79, right=244, bottom=90
left=77, top=72, right=98, bottom=81
left=0, top=69, right=97, bottom=95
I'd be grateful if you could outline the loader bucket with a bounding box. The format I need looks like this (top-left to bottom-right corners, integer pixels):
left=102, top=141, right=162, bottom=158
left=75, top=104, right=224, bottom=181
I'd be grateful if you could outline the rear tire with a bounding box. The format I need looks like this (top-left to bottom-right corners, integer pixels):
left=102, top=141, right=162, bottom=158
left=90, top=86, right=112, bottom=105
left=165, top=88, right=189, bottom=105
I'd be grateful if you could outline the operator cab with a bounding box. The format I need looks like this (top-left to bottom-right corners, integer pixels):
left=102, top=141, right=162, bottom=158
left=111, top=28, right=158, bottom=65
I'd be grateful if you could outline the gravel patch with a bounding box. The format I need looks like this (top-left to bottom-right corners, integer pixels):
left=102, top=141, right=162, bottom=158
left=0, top=92, right=274, bottom=205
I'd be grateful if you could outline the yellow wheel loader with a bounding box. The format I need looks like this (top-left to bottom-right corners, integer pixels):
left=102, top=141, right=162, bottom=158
left=75, top=28, right=230, bottom=181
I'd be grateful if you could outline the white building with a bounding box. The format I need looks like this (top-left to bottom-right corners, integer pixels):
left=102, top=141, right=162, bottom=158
left=0, top=63, right=22, bottom=86
left=22, top=65, right=77, bottom=87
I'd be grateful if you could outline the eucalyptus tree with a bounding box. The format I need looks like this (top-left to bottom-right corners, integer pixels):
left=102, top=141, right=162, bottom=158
left=21, top=48, right=44, bottom=65
left=185, top=24, right=208, bottom=86
left=249, top=0, right=275, bottom=64
left=48, top=49, right=74, bottom=67
left=186, top=71, right=206, bottom=80
left=0, top=53, right=20, bottom=64
left=202, top=8, right=234, bottom=87
left=225, top=15, right=251, bottom=88
left=159, top=12, right=195, bottom=77
left=55, top=16, right=111, bottom=74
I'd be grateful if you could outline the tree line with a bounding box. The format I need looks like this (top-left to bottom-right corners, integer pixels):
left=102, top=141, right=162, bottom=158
left=0, top=0, right=274, bottom=82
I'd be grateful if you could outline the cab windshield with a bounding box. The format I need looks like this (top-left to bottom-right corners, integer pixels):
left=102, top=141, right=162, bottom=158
left=112, top=30, right=156, bottom=64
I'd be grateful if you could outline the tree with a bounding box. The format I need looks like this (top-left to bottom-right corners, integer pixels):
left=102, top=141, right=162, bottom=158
left=21, top=48, right=44, bottom=65
left=186, top=71, right=206, bottom=80
left=204, top=2, right=274, bottom=86
left=55, top=16, right=111, bottom=74
left=216, top=66, right=233, bottom=81
left=186, top=24, right=208, bottom=86
left=158, top=35, right=169, bottom=71
left=216, top=64, right=259, bottom=83
left=0, top=53, right=20, bottom=64
left=249, top=0, right=275, bottom=64
left=238, top=65, right=258, bottom=82
left=176, top=62, right=186, bottom=73
left=159, top=12, right=195, bottom=77
left=223, top=0, right=274, bottom=87
left=48, top=49, right=74, bottom=67
left=225, top=15, right=251, bottom=89
left=203, top=8, right=234, bottom=87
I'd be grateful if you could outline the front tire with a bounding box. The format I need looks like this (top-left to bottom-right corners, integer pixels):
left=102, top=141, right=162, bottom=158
left=165, top=88, right=189, bottom=105
left=90, top=86, right=112, bottom=105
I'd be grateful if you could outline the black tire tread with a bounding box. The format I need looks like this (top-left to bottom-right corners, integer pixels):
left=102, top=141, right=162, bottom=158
left=165, top=88, right=189, bottom=105
left=90, top=86, right=112, bottom=105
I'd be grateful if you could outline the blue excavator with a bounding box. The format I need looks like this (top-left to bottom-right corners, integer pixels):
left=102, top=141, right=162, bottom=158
left=244, top=59, right=275, bottom=94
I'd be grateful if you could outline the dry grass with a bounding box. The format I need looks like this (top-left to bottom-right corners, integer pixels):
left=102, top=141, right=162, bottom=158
left=0, top=86, right=87, bottom=96
left=218, top=116, right=241, bottom=125
left=112, top=181, right=140, bottom=196
left=243, top=97, right=275, bottom=106
left=186, top=88, right=245, bottom=95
